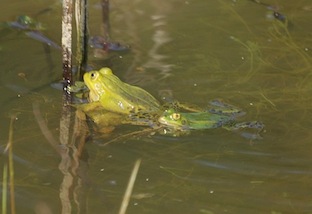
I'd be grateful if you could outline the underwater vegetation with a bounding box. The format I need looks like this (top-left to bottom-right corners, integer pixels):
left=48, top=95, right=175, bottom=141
left=2, top=1, right=312, bottom=213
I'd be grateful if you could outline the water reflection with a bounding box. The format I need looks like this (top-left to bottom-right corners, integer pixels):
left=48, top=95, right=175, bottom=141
left=111, top=0, right=174, bottom=85
left=141, top=21, right=173, bottom=78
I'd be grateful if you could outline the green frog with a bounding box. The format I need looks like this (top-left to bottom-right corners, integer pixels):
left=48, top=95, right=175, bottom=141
left=121, top=98, right=263, bottom=139
left=73, top=67, right=161, bottom=133
left=158, top=108, right=264, bottom=133
left=101, top=101, right=263, bottom=144
left=80, top=67, right=160, bottom=114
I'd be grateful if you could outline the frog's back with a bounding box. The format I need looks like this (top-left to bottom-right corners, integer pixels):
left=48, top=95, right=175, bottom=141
left=123, top=82, right=160, bottom=111
left=182, top=112, right=233, bottom=130
left=100, top=70, right=160, bottom=113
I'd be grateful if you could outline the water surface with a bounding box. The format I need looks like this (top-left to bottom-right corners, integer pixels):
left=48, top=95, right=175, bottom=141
left=1, top=0, right=312, bottom=213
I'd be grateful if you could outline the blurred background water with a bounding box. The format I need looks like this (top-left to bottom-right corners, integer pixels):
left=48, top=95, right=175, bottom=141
left=1, top=0, right=312, bottom=213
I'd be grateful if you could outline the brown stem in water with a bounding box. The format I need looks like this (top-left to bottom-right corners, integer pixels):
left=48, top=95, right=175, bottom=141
left=75, top=0, right=89, bottom=79
left=102, top=0, right=110, bottom=41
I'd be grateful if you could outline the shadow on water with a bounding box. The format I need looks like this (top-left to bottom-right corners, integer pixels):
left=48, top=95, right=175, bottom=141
left=1, top=0, right=312, bottom=213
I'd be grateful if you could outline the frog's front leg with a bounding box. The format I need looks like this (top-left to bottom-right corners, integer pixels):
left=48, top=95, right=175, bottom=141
left=74, top=101, right=103, bottom=112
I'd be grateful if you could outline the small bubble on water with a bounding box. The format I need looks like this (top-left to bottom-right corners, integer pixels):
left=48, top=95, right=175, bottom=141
left=109, top=180, right=117, bottom=185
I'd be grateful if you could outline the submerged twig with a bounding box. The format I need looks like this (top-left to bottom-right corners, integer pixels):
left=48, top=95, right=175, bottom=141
left=6, top=116, right=16, bottom=214
left=230, top=36, right=262, bottom=82
left=119, top=159, right=142, bottom=214
left=259, top=92, right=276, bottom=107
left=2, top=164, right=8, bottom=214
left=32, top=102, right=63, bottom=155
left=100, top=127, right=159, bottom=147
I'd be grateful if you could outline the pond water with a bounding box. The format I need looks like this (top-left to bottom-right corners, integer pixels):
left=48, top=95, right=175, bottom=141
left=1, top=0, right=312, bottom=213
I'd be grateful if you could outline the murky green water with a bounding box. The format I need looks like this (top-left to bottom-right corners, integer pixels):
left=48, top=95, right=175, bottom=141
left=1, top=0, right=312, bottom=213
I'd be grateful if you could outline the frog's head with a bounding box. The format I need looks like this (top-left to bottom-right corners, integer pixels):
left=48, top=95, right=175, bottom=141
left=83, top=67, right=114, bottom=102
left=158, top=109, right=188, bottom=129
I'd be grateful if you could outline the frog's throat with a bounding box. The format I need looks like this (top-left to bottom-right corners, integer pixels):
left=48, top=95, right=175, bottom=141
left=89, top=90, right=100, bottom=102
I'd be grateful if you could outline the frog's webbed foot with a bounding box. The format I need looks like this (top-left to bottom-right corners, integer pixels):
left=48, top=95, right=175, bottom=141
left=208, top=99, right=236, bottom=109
left=127, top=110, right=160, bottom=128
left=232, top=121, right=264, bottom=130
left=208, top=99, right=245, bottom=117
left=224, top=121, right=265, bottom=140
left=68, top=81, right=88, bottom=93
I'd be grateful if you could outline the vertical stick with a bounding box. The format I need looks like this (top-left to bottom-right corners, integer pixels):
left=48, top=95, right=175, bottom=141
left=60, top=2, right=74, bottom=213
left=102, top=0, right=110, bottom=41
left=62, top=0, right=73, bottom=89
left=8, top=116, right=16, bottom=214
left=75, top=0, right=89, bottom=79
left=2, top=164, right=8, bottom=214
left=60, top=0, right=73, bottom=146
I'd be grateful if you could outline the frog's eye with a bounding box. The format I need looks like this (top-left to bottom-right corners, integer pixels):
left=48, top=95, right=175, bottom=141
left=171, top=113, right=180, bottom=120
left=90, top=72, right=98, bottom=80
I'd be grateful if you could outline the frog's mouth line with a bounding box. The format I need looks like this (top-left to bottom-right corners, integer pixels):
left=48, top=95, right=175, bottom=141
left=158, top=117, right=186, bottom=130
